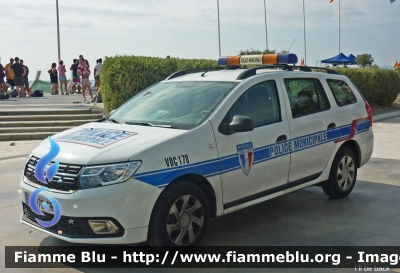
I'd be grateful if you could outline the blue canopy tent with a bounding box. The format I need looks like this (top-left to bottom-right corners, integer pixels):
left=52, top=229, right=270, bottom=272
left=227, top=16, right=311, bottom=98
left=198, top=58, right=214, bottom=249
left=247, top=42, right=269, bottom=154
left=348, top=54, right=357, bottom=63
left=321, top=53, right=356, bottom=65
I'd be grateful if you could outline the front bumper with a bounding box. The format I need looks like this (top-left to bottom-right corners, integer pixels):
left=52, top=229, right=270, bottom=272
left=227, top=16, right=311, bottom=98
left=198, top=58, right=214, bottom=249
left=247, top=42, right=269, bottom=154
left=20, top=217, right=148, bottom=244
left=21, top=202, right=125, bottom=238
left=19, top=175, right=162, bottom=244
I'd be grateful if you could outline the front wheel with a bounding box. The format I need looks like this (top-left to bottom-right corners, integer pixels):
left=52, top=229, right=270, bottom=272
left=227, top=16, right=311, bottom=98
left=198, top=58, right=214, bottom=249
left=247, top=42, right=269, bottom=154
left=322, top=147, right=357, bottom=198
left=148, top=181, right=210, bottom=248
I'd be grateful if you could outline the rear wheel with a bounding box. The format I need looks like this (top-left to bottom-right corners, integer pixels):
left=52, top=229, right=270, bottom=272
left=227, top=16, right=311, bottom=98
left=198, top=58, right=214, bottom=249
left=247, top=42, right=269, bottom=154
left=322, top=147, right=357, bottom=198
left=148, top=181, right=210, bottom=247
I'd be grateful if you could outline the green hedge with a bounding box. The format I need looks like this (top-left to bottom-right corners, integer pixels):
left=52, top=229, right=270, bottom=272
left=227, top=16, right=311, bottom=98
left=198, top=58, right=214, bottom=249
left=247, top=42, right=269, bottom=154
left=333, top=68, right=400, bottom=106
left=101, top=56, right=400, bottom=112
left=101, top=56, right=218, bottom=113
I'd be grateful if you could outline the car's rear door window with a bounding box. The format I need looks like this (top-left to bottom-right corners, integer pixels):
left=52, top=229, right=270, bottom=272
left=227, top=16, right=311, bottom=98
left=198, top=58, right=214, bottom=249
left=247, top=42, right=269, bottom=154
left=284, top=78, right=330, bottom=118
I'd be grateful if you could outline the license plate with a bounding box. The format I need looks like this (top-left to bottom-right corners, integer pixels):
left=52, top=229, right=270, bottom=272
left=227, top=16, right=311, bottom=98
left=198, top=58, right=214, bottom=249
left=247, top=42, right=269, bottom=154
left=25, top=192, right=54, bottom=214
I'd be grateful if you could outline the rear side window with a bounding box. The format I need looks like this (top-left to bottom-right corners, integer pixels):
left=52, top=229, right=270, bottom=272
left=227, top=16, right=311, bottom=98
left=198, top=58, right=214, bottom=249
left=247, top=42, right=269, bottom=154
left=326, top=79, right=357, bottom=106
left=284, top=78, right=330, bottom=118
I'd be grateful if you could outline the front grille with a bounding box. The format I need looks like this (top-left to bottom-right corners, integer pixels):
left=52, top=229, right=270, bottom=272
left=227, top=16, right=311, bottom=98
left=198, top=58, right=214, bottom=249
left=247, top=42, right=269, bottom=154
left=23, top=203, right=85, bottom=237
left=24, top=156, right=83, bottom=191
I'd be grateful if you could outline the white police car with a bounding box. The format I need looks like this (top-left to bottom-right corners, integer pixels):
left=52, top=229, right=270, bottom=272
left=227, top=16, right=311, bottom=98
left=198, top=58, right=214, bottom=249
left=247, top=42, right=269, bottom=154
left=19, top=53, right=374, bottom=247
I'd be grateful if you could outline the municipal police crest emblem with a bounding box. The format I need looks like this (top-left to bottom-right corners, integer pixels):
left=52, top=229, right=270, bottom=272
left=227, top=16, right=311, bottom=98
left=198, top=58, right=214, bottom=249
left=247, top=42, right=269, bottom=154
left=236, top=142, right=254, bottom=176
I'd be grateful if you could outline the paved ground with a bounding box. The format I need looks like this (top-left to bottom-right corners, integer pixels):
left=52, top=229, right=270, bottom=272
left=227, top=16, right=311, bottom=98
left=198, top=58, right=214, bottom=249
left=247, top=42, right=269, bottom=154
left=1, top=116, right=400, bottom=273
left=0, top=93, right=102, bottom=110
left=0, top=141, right=41, bottom=161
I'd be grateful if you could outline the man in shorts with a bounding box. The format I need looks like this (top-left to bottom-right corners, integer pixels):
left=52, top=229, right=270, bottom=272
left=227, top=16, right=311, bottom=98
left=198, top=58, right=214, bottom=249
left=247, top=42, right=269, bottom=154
left=94, top=58, right=102, bottom=91
left=77, top=58, right=93, bottom=102
left=70, top=59, right=81, bottom=94
left=5, top=58, right=15, bottom=92
left=20, top=59, right=29, bottom=92
left=10, top=57, right=27, bottom=97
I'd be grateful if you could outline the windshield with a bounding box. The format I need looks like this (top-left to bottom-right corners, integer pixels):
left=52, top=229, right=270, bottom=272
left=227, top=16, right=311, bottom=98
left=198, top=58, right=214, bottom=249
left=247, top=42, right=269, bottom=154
left=110, top=81, right=238, bottom=130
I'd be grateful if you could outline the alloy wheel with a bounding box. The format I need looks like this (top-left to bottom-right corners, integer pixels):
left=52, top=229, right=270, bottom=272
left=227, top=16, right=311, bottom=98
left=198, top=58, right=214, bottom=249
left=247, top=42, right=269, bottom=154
left=166, top=195, right=204, bottom=246
left=337, top=155, right=355, bottom=191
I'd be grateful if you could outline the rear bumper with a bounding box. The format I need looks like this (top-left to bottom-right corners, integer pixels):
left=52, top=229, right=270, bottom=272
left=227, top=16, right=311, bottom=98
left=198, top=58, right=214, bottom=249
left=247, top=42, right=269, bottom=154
left=358, top=128, right=374, bottom=167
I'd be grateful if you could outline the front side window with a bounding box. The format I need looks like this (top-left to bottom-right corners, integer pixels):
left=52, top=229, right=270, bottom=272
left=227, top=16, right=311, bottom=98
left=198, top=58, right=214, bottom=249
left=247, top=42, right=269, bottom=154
left=284, top=78, right=330, bottom=118
left=327, top=79, right=357, bottom=106
left=110, top=81, right=238, bottom=130
left=219, top=80, right=281, bottom=133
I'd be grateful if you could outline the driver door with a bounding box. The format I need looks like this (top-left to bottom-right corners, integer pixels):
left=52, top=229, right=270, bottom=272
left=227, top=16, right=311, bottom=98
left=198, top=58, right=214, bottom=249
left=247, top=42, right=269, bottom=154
left=210, top=79, right=291, bottom=210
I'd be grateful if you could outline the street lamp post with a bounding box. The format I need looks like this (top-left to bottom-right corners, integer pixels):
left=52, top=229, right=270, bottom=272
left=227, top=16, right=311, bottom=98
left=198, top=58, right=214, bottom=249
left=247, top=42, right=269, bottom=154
left=303, top=0, right=307, bottom=65
left=264, top=0, right=268, bottom=51
left=56, top=0, right=61, bottom=61
left=217, top=0, right=221, bottom=57
left=338, top=0, right=341, bottom=54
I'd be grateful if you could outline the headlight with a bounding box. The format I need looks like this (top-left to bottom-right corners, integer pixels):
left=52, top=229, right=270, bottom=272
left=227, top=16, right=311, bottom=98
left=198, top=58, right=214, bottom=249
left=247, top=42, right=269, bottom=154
left=79, top=161, right=141, bottom=189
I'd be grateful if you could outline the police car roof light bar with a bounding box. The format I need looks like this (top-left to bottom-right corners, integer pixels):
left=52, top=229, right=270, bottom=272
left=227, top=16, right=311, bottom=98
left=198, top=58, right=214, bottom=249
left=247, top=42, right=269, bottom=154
left=218, top=53, right=298, bottom=67
left=236, top=65, right=339, bottom=80
left=166, top=67, right=226, bottom=80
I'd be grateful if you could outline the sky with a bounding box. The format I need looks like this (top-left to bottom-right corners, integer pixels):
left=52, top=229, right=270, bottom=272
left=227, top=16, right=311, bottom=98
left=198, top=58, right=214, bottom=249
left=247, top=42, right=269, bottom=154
left=1, top=0, right=399, bottom=80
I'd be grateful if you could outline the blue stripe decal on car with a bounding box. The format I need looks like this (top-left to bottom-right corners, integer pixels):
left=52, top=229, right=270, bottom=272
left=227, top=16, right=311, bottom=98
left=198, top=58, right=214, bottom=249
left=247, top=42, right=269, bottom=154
left=134, top=120, right=371, bottom=188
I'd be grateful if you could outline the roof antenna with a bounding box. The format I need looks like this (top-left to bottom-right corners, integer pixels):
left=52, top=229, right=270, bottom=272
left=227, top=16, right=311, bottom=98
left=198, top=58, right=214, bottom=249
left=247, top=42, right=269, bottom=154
left=201, top=70, right=208, bottom=77
left=288, top=39, right=296, bottom=52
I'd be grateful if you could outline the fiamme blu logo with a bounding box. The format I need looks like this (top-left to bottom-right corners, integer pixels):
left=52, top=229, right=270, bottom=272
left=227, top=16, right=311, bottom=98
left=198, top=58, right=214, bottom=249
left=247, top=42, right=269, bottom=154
left=28, top=138, right=62, bottom=228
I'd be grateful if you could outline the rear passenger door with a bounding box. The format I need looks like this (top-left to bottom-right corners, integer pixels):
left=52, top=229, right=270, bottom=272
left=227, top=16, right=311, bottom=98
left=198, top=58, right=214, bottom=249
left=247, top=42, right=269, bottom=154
left=280, top=76, right=336, bottom=183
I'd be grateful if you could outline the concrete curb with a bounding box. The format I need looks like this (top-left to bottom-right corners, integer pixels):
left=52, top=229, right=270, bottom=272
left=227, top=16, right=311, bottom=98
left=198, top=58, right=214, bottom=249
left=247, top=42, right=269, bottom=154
left=1, top=154, right=30, bottom=161
left=374, top=111, right=400, bottom=122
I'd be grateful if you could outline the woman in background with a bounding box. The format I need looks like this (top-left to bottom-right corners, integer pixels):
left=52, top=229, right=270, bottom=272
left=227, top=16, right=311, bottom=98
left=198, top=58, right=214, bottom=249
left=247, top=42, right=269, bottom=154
left=77, top=58, right=93, bottom=102
left=58, top=60, right=68, bottom=95
left=48, top=63, right=58, bottom=95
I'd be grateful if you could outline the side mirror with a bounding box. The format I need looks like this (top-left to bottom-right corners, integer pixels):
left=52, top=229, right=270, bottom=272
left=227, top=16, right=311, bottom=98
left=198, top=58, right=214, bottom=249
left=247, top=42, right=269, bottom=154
left=109, top=109, right=116, bottom=115
left=229, top=115, right=254, bottom=133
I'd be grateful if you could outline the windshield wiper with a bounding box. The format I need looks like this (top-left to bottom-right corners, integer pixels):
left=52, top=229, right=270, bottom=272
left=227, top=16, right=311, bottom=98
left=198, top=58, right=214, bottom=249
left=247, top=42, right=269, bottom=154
left=104, top=117, right=121, bottom=124
left=125, top=122, right=154, bottom=126
left=124, top=122, right=179, bottom=129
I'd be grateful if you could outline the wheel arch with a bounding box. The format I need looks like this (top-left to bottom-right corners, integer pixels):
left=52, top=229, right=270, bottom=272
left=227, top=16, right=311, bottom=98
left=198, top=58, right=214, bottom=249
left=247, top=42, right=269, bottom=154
left=339, top=140, right=361, bottom=167
left=164, top=174, right=217, bottom=219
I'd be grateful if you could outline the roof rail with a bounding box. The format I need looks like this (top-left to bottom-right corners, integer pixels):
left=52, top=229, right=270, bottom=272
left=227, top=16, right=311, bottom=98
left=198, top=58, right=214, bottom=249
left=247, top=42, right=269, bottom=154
left=236, top=65, right=339, bottom=80
left=166, top=67, right=226, bottom=80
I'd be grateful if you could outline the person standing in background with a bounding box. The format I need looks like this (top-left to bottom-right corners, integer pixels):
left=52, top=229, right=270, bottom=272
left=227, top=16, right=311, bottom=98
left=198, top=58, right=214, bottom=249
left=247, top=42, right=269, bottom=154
left=58, top=60, right=68, bottom=95
left=0, top=63, right=7, bottom=94
left=70, top=59, right=81, bottom=94
left=48, top=63, right=58, bottom=95
left=79, top=55, right=90, bottom=67
left=20, top=59, right=29, bottom=93
left=5, top=58, right=15, bottom=92
left=77, top=57, right=93, bottom=102
left=94, top=58, right=102, bottom=92
left=10, top=57, right=27, bottom=98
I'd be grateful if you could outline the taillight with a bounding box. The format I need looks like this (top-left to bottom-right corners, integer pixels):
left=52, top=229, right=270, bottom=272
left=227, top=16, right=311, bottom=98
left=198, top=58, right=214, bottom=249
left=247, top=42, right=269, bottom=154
left=365, top=101, right=373, bottom=126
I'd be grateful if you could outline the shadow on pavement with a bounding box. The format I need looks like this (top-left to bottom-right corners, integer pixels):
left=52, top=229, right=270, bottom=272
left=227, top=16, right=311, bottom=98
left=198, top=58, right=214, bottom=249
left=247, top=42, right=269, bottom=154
left=32, top=181, right=400, bottom=273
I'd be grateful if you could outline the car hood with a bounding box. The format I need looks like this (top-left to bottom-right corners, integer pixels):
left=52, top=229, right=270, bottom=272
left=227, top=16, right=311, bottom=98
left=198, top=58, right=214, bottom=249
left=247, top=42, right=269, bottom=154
left=30, top=122, right=187, bottom=165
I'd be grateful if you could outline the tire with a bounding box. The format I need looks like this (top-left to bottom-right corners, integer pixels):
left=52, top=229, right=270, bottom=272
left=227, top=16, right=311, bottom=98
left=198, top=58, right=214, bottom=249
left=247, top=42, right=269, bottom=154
left=322, top=147, right=357, bottom=198
left=148, top=181, right=210, bottom=248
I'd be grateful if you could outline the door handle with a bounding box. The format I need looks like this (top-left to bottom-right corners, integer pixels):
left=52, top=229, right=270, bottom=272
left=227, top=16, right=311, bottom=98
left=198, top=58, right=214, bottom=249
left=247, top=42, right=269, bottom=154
left=327, top=123, right=336, bottom=130
left=276, top=135, right=287, bottom=142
